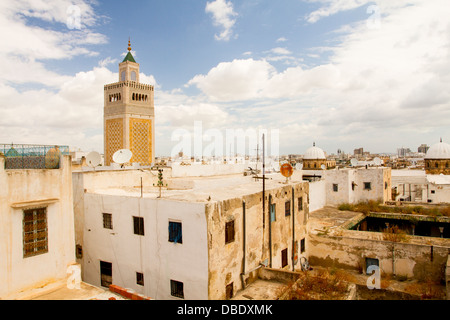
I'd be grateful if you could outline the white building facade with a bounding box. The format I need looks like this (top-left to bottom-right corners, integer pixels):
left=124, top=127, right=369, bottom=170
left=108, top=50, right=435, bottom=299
left=0, top=154, right=76, bottom=299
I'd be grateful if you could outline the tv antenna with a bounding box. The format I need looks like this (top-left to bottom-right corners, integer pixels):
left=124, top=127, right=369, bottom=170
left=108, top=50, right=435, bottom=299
left=113, top=149, right=133, bottom=168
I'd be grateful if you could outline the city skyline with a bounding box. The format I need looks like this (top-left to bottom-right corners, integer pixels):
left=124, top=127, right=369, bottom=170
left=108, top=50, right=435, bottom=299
left=0, top=0, right=449, bottom=157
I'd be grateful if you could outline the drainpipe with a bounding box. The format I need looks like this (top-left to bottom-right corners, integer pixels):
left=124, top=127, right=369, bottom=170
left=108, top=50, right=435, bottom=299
left=292, top=187, right=295, bottom=272
left=241, top=201, right=246, bottom=289
left=269, top=194, right=273, bottom=269
left=262, top=134, right=265, bottom=229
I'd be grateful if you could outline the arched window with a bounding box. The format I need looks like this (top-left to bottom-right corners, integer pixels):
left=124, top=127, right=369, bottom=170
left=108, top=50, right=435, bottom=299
left=435, top=162, right=439, bottom=168
left=132, top=93, right=135, bottom=101
left=121, top=71, right=126, bottom=82
left=131, top=71, right=137, bottom=81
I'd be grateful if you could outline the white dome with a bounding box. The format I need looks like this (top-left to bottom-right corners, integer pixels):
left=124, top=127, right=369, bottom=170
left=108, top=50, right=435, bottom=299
left=304, top=145, right=326, bottom=160
left=425, top=140, right=450, bottom=159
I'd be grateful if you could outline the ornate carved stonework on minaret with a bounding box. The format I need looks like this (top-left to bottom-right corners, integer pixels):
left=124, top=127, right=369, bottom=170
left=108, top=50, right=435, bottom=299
left=104, top=40, right=155, bottom=166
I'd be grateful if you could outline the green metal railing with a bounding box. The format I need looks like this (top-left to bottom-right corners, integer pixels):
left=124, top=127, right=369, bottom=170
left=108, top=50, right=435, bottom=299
left=0, top=144, right=69, bottom=169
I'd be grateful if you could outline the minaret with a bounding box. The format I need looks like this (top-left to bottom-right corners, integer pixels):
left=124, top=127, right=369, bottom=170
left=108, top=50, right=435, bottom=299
left=104, top=40, right=155, bottom=166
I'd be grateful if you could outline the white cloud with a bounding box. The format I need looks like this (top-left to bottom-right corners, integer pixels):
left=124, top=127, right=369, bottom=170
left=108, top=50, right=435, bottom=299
left=187, top=0, right=450, bottom=153
left=269, top=47, right=293, bottom=55
left=0, top=0, right=110, bottom=151
left=187, top=59, right=276, bottom=101
left=276, top=37, right=288, bottom=43
left=205, top=0, right=238, bottom=41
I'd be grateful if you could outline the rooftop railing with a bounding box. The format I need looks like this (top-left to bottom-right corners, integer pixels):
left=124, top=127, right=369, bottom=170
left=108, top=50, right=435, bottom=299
left=0, top=144, right=70, bottom=169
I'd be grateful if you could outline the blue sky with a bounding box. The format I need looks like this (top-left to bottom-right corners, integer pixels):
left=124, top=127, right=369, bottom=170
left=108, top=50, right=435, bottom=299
left=0, top=0, right=449, bottom=158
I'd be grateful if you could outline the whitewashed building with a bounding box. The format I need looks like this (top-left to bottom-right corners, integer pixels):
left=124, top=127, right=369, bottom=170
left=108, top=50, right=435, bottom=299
left=0, top=152, right=77, bottom=299
left=72, top=167, right=309, bottom=300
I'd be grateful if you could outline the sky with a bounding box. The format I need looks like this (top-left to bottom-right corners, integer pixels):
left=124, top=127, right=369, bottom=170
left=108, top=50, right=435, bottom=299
left=0, top=0, right=449, bottom=158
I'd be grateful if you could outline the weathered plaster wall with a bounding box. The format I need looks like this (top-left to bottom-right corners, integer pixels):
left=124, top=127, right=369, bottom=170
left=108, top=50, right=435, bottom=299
left=308, top=232, right=449, bottom=282
left=206, top=182, right=309, bottom=300
left=0, top=155, right=76, bottom=298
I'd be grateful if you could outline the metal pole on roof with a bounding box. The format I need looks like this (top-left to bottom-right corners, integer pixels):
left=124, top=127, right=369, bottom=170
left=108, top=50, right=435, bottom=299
left=262, top=134, right=265, bottom=230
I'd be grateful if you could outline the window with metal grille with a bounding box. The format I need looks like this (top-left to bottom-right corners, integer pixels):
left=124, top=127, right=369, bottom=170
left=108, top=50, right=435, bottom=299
left=133, top=216, right=145, bottom=236
left=281, top=248, right=288, bottom=268
left=136, top=272, right=144, bottom=286
left=23, top=208, right=48, bottom=258
left=285, top=201, right=291, bottom=216
left=100, top=261, right=112, bottom=288
left=270, top=203, right=276, bottom=222
left=169, top=221, right=183, bottom=244
left=103, top=213, right=113, bottom=229
left=225, top=220, right=235, bottom=244
left=171, top=280, right=184, bottom=299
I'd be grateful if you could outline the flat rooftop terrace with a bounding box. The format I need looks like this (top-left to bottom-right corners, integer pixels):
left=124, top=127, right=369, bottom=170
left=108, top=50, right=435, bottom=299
left=89, top=172, right=307, bottom=203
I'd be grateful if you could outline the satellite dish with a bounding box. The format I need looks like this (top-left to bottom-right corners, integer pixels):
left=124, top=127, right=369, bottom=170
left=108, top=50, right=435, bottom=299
left=86, top=151, right=101, bottom=168
left=321, top=164, right=326, bottom=170
left=350, top=158, right=358, bottom=167
left=296, top=163, right=303, bottom=170
left=373, top=157, right=382, bottom=166
left=280, top=163, right=294, bottom=178
left=113, top=149, right=132, bottom=166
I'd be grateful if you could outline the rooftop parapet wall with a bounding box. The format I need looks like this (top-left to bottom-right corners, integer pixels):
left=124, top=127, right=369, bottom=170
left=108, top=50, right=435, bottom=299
left=0, top=144, right=70, bottom=170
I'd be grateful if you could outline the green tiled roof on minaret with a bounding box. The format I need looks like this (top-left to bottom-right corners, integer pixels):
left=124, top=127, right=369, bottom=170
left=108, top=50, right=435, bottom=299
left=123, top=39, right=136, bottom=63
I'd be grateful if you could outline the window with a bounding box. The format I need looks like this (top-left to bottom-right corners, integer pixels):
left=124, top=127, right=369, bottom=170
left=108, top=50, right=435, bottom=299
left=136, top=272, right=144, bottom=286
left=131, top=71, right=137, bottom=81
left=23, top=208, right=48, bottom=258
left=169, top=221, right=183, bottom=244
left=365, top=258, right=379, bottom=275
left=385, top=182, right=388, bottom=190
left=270, top=203, right=276, bottom=222
left=431, top=190, right=436, bottom=194
left=225, top=221, right=235, bottom=244
left=121, top=71, right=126, bottom=81
left=364, top=182, right=372, bottom=190
left=300, top=238, right=306, bottom=253
left=285, top=201, right=291, bottom=217
left=352, top=182, right=356, bottom=191
left=226, top=283, right=234, bottom=300
left=103, top=213, right=113, bottom=229
left=281, top=249, right=288, bottom=268
left=100, top=261, right=112, bottom=288
left=76, top=244, right=83, bottom=259
left=171, top=280, right=184, bottom=299
left=333, top=184, right=339, bottom=192
left=298, top=197, right=303, bottom=211
left=133, top=216, right=145, bottom=236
